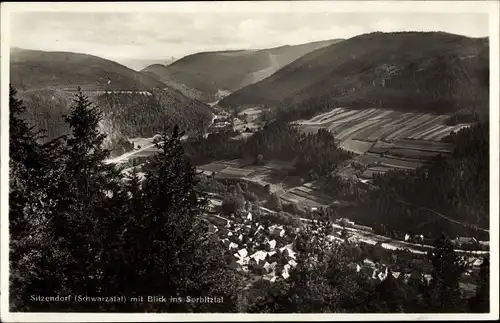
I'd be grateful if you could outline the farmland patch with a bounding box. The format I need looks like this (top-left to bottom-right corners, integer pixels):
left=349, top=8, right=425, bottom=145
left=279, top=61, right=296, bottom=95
left=197, top=162, right=230, bottom=173
left=340, top=139, right=374, bottom=155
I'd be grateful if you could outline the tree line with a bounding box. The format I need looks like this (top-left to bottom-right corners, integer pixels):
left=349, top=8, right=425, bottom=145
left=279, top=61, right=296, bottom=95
left=343, top=122, right=489, bottom=241
left=9, top=86, right=238, bottom=312
left=184, top=120, right=352, bottom=181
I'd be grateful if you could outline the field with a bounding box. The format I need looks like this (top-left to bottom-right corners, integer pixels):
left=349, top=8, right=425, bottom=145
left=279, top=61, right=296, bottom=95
left=296, top=108, right=472, bottom=176
left=285, top=186, right=333, bottom=204
left=196, top=159, right=340, bottom=208
left=339, top=139, right=375, bottom=154
left=296, top=108, right=471, bottom=143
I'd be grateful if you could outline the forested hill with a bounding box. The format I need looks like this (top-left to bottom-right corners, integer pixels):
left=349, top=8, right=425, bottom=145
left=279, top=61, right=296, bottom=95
left=10, top=48, right=167, bottom=91
left=94, top=89, right=213, bottom=139
left=17, top=88, right=213, bottom=156
left=220, top=32, right=489, bottom=116
left=141, top=39, right=343, bottom=101
left=351, top=121, right=490, bottom=240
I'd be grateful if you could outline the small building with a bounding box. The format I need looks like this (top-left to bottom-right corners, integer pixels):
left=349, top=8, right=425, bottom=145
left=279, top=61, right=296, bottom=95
left=453, top=237, right=478, bottom=246
left=335, top=218, right=355, bottom=226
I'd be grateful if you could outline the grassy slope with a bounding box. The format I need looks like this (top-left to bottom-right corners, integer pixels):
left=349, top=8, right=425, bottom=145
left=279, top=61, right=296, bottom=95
left=220, top=32, right=489, bottom=115
left=10, top=48, right=167, bottom=91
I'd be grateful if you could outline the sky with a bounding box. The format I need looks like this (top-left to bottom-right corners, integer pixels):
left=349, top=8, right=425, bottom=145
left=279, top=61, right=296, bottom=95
left=9, top=10, right=489, bottom=69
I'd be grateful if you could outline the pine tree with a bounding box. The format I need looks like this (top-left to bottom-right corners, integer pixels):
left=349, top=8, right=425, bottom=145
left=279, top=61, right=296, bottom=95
left=117, top=125, right=239, bottom=312
left=427, top=235, right=467, bottom=312
left=35, top=88, right=128, bottom=311
left=9, top=85, right=53, bottom=311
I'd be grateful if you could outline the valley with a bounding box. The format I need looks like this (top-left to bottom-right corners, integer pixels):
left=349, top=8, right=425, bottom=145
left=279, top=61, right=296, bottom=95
left=9, top=25, right=491, bottom=314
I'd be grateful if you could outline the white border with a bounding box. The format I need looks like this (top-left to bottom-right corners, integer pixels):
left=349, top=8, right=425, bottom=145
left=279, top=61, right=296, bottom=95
left=1, top=1, right=499, bottom=322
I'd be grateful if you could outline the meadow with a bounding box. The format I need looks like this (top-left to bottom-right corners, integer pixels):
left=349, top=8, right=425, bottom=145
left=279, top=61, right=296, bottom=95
left=295, top=107, right=471, bottom=176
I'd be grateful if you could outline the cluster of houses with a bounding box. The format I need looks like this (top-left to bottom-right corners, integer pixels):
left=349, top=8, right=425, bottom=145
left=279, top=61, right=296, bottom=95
left=212, top=209, right=430, bottom=285
left=200, top=193, right=486, bottom=293
left=218, top=212, right=300, bottom=283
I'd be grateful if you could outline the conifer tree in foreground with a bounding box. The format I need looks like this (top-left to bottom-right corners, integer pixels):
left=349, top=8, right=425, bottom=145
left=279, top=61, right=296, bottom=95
left=10, top=87, right=239, bottom=312
left=9, top=85, right=53, bottom=311
left=17, top=88, right=129, bottom=311
left=117, top=125, right=240, bottom=312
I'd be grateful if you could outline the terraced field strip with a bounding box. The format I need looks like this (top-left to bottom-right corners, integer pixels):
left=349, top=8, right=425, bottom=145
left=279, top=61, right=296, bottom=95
left=426, top=124, right=471, bottom=141
left=377, top=156, right=423, bottom=169
left=332, top=109, right=382, bottom=137
left=411, top=124, right=444, bottom=140
left=400, top=114, right=443, bottom=139
left=371, top=112, right=417, bottom=141
left=370, top=109, right=395, bottom=120
left=292, top=186, right=335, bottom=203
left=355, top=154, right=422, bottom=170
left=287, top=188, right=331, bottom=205
left=362, top=111, right=401, bottom=141
left=393, top=139, right=454, bottom=153
left=371, top=140, right=395, bottom=150
left=340, top=139, right=375, bottom=154
left=282, top=192, right=324, bottom=208
left=385, top=113, right=434, bottom=142
left=307, top=107, right=344, bottom=123
left=314, top=107, right=346, bottom=123
left=409, top=115, right=450, bottom=139
left=299, top=109, right=344, bottom=125
left=386, top=148, right=443, bottom=160
left=422, top=125, right=453, bottom=140
left=301, top=125, right=325, bottom=135
left=380, top=113, right=426, bottom=142
left=317, top=109, right=361, bottom=124
left=356, top=120, right=394, bottom=142
left=287, top=189, right=324, bottom=202
left=368, top=147, right=391, bottom=154
left=337, top=118, right=380, bottom=141
left=265, top=159, right=296, bottom=171
left=333, top=109, right=381, bottom=131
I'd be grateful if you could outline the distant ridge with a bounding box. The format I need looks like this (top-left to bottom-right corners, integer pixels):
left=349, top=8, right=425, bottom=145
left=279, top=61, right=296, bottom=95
left=141, top=39, right=343, bottom=102
left=220, top=31, right=489, bottom=115
left=10, top=48, right=167, bottom=91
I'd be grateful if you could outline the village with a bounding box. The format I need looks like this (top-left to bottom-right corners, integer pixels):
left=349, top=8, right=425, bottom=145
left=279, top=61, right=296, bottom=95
left=199, top=193, right=484, bottom=298
left=104, top=100, right=488, bottom=299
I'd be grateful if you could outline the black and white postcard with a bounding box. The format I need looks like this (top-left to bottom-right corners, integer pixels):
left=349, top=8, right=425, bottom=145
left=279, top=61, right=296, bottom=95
left=1, top=1, right=498, bottom=321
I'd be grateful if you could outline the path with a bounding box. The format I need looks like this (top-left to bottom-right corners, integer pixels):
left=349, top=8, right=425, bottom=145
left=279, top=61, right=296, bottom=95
left=104, top=143, right=156, bottom=165
left=394, top=197, right=489, bottom=233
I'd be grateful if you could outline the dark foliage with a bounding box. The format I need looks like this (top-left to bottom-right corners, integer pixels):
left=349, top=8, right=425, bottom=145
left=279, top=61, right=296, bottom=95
left=350, top=122, right=489, bottom=240
left=9, top=88, right=238, bottom=312
left=184, top=121, right=351, bottom=181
